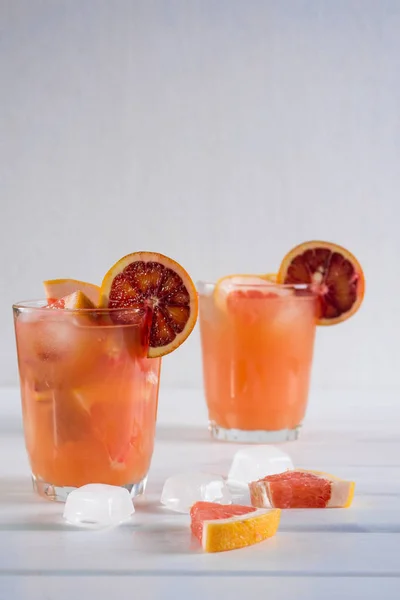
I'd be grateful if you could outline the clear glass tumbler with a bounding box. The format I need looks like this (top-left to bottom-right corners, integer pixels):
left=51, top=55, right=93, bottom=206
left=13, top=300, right=160, bottom=501
left=198, top=281, right=317, bottom=443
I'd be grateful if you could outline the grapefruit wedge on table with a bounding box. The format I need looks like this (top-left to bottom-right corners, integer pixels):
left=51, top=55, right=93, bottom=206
left=190, top=501, right=281, bottom=553
left=44, top=279, right=100, bottom=306
left=100, top=252, right=198, bottom=357
left=249, top=469, right=355, bottom=509
left=278, top=241, right=365, bottom=325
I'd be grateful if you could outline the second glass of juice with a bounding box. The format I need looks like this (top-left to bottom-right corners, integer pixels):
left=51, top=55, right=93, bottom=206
left=13, top=301, right=160, bottom=501
left=198, top=281, right=317, bottom=442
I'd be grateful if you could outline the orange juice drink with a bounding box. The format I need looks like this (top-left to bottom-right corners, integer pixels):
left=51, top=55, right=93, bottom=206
left=198, top=281, right=317, bottom=442
left=13, top=301, right=160, bottom=501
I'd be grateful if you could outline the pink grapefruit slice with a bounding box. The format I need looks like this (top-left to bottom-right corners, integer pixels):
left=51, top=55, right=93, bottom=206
left=47, top=291, right=95, bottom=310
left=44, top=279, right=100, bottom=306
left=214, top=274, right=290, bottom=312
left=190, top=501, right=281, bottom=552
left=249, top=469, right=355, bottom=509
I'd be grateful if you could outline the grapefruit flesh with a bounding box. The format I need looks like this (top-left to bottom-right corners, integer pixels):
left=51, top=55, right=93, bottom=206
left=100, top=252, right=198, bottom=358
left=214, top=274, right=291, bottom=314
left=47, top=291, right=95, bottom=310
left=190, top=501, right=281, bottom=552
left=44, top=279, right=100, bottom=306
left=249, top=469, right=355, bottom=509
left=277, top=241, right=365, bottom=325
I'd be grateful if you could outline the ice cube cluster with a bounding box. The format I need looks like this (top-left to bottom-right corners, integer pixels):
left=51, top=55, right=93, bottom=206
left=62, top=446, right=293, bottom=526
left=160, top=446, right=293, bottom=513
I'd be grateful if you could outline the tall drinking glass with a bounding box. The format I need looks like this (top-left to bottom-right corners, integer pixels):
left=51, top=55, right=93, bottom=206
left=13, top=300, right=160, bottom=501
left=198, top=281, right=317, bottom=443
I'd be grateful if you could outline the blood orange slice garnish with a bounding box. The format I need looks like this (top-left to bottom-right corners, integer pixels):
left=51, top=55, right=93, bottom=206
left=190, top=501, right=281, bottom=553
left=100, top=252, right=198, bottom=358
left=277, top=241, right=365, bottom=325
left=249, top=469, right=355, bottom=509
left=44, top=279, right=100, bottom=306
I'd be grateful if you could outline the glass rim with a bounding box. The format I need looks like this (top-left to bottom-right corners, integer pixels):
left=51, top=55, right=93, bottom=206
left=196, top=280, right=314, bottom=291
left=12, top=299, right=145, bottom=314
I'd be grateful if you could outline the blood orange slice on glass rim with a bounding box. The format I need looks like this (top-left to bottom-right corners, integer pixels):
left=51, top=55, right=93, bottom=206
left=277, top=241, right=365, bottom=325
left=100, top=252, right=198, bottom=358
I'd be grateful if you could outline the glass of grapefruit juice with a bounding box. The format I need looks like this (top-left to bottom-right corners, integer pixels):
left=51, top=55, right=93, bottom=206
left=198, top=280, right=317, bottom=443
left=13, top=301, right=160, bottom=501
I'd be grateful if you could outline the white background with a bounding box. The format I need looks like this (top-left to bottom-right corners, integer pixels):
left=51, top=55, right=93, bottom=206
left=1, top=0, right=397, bottom=390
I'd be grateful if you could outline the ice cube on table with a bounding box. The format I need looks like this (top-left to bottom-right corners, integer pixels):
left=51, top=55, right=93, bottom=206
left=63, top=484, right=134, bottom=529
left=161, top=472, right=232, bottom=513
left=228, top=445, right=294, bottom=485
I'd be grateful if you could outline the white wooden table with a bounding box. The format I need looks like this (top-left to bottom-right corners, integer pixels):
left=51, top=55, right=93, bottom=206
left=0, top=387, right=398, bottom=599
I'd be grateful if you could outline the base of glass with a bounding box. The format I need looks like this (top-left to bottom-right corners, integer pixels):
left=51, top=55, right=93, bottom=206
left=209, top=421, right=301, bottom=443
left=32, top=474, right=148, bottom=502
